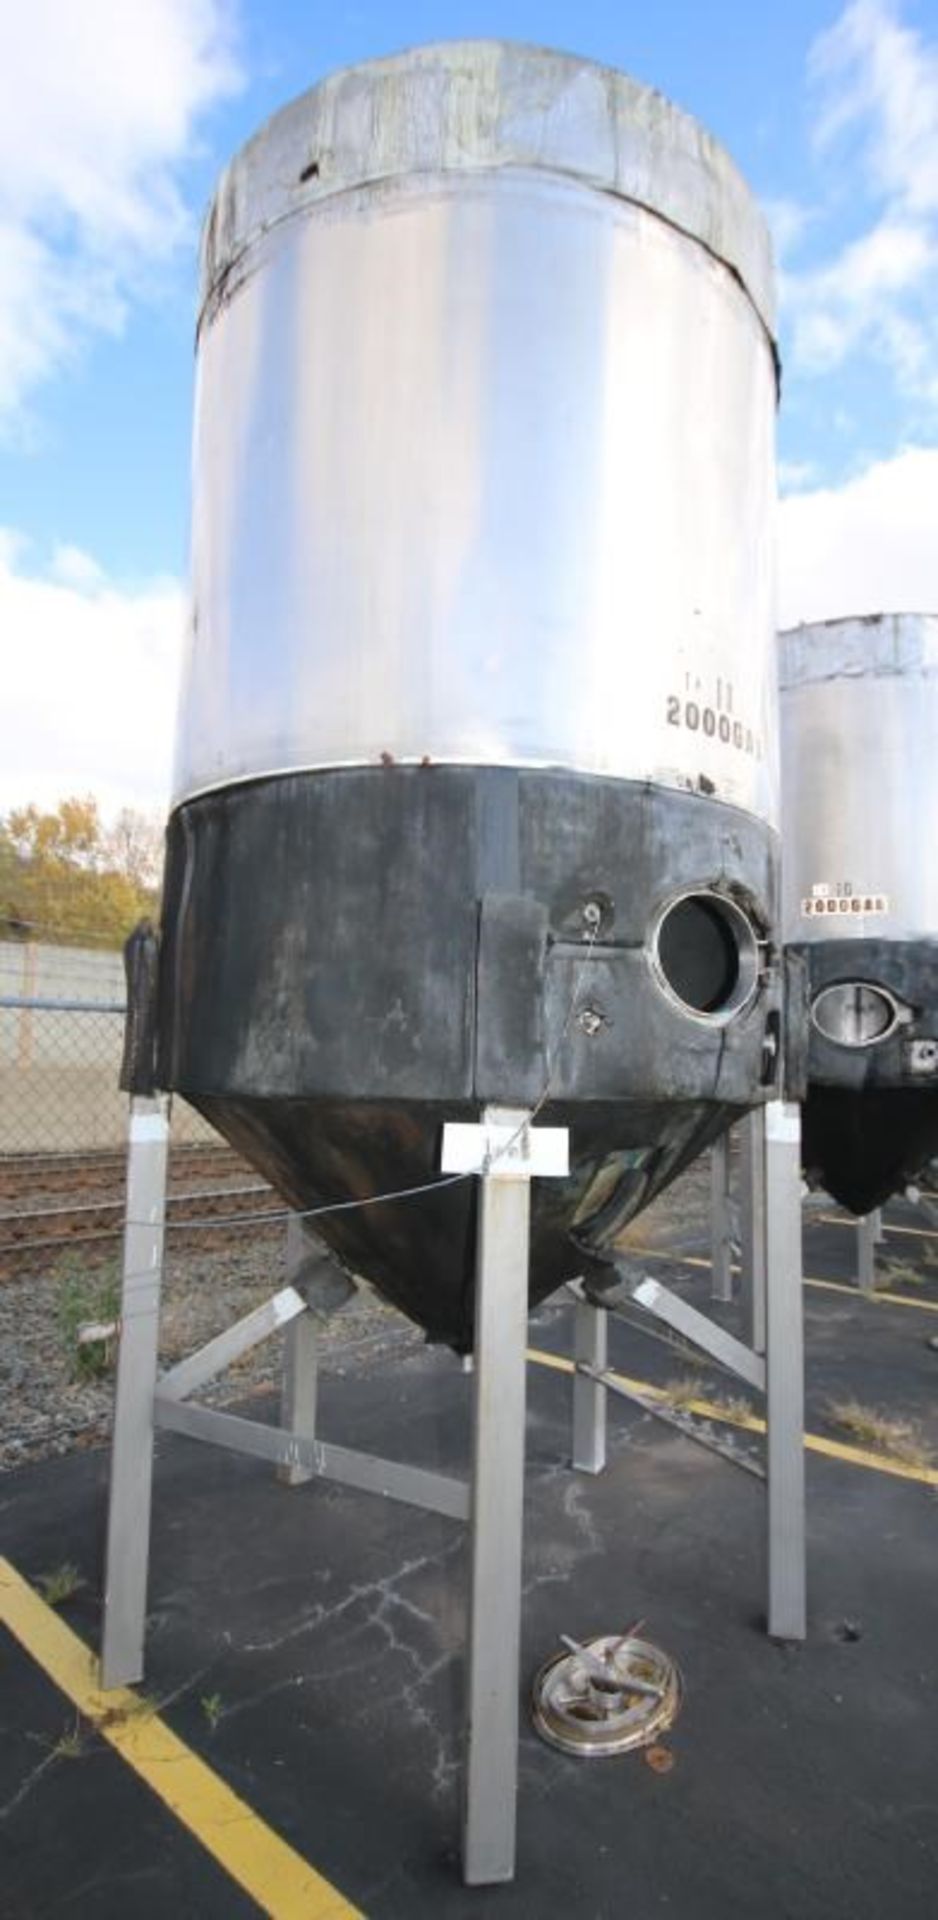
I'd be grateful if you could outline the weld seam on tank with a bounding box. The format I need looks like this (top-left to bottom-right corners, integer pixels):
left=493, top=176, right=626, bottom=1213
left=198, top=167, right=779, bottom=381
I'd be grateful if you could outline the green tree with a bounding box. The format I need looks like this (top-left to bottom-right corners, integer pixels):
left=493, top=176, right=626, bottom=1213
left=0, top=796, right=163, bottom=948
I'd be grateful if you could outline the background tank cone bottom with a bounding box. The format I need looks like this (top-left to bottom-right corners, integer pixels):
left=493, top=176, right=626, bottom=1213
left=801, top=1086, right=938, bottom=1215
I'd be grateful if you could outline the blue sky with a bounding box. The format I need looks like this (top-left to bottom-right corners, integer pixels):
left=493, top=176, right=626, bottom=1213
left=1, top=0, right=937, bottom=813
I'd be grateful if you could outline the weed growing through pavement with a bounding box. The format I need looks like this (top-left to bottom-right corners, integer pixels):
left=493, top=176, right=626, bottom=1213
left=659, top=1377, right=757, bottom=1426
left=878, top=1260, right=927, bottom=1291
left=35, top=1562, right=85, bottom=1606
left=201, top=1692, right=224, bottom=1731
left=50, top=1716, right=85, bottom=1761
left=27, top=1713, right=86, bottom=1761
left=825, top=1398, right=933, bottom=1469
left=704, top=1392, right=758, bottom=1425
left=659, top=1374, right=709, bottom=1410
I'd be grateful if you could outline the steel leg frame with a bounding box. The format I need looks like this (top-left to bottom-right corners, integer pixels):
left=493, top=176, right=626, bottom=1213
left=583, top=1101, right=806, bottom=1644
left=103, top=1100, right=566, bottom=1890
left=740, top=1108, right=768, bottom=1356
left=763, top=1101, right=807, bottom=1643
left=571, top=1295, right=607, bottom=1474
left=101, top=1095, right=170, bottom=1688
left=856, top=1210, right=882, bottom=1297
left=462, top=1164, right=531, bottom=1885
left=279, top=1216, right=320, bottom=1487
left=439, top=1105, right=569, bottom=1887
left=710, top=1131, right=734, bottom=1303
left=737, top=1101, right=806, bottom=1639
left=102, top=1132, right=470, bottom=1689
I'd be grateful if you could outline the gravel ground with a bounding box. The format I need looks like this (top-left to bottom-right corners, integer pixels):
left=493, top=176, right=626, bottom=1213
left=0, top=1233, right=425, bottom=1472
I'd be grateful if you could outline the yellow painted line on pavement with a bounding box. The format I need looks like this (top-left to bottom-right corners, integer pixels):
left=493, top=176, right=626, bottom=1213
left=817, top=1212, right=938, bottom=1243
left=0, top=1558, right=361, bottom=1920
left=801, top=1273, right=938, bottom=1313
left=622, top=1243, right=938, bottom=1314
left=527, top=1350, right=938, bottom=1489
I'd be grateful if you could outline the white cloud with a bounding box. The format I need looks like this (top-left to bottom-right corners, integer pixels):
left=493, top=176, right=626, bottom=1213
left=785, top=214, right=936, bottom=377
left=0, top=0, right=240, bottom=431
left=811, top=0, right=938, bottom=212
left=0, top=533, right=183, bottom=819
left=783, top=1, right=938, bottom=398
left=778, top=444, right=938, bottom=626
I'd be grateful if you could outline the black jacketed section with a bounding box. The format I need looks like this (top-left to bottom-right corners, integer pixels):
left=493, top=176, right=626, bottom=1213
left=159, top=767, right=780, bottom=1346
left=792, top=937, right=938, bottom=1213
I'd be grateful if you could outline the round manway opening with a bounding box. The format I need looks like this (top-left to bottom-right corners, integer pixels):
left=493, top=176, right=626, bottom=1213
left=812, top=981, right=899, bottom=1048
left=653, top=891, right=758, bottom=1019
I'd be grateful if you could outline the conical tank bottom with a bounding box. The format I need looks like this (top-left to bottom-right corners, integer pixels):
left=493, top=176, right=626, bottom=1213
left=161, top=766, right=780, bottom=1350
left=800, top=1087, right=938, bottom=1215
left=193, top=1094, right=741, bottom=1351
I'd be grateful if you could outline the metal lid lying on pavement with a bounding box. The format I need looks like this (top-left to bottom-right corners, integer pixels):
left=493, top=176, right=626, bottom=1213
left=531, top=1630, right=682, bottom=1758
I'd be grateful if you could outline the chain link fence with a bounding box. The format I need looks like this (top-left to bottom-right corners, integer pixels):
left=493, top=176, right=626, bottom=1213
left=0, top=939, right=216, bottom=1157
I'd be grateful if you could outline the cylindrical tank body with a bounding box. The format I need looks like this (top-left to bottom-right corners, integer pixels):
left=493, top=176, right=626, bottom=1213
left=160, top=43, right=782, bottom=1346
left=780, top=613, right=938, bottom=1211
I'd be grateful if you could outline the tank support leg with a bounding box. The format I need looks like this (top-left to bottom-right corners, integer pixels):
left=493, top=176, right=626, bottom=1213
left=763, top=1101, right=806, bottom=1643
left=278, top=1216, right=319, bottom=1487
left=740, top=1109, right=768, bottom=1356
left=441, top=1107, right=569, bottom=1887
left=710, top=1132, right=734, bottom=1302
left=856, top=1212, right=881, bottom=1296
left=101, top=1095, right=170, bottom=1688
left=571, top=1296, right=607, bottom=1474
left=463, top=1164, right=530, bottom=1885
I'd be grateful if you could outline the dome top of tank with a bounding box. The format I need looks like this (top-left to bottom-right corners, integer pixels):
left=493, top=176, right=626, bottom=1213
left=199, top=38, right=777, bottom=342
left=779, top=612, right=938, bottom=690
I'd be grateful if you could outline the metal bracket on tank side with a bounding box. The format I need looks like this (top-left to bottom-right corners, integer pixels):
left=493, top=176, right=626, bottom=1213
left=567, top=1101, right=806, bottom=1645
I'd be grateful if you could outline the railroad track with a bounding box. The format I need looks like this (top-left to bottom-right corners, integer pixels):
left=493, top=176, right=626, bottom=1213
left=0, top=1143, right=241, bottom=1205
left=0, top=1148, right=282, bottom=1278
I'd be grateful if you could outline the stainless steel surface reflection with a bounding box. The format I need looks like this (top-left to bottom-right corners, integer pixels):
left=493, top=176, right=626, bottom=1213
left=174, top=44, right=779, bottom=824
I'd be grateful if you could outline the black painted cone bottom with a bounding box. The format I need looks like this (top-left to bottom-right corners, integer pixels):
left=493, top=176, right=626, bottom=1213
left=801, top=1086, right=938, bottom=1215
left=194, top=1093, right=738, bottom=1352
left=161, top=767, right=780, bottom=1352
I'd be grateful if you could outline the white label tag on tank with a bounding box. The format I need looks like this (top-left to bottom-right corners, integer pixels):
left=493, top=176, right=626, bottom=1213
left=801, top=883, right=889, bottom=918
left=441, top=1116, right=569, bottom=1180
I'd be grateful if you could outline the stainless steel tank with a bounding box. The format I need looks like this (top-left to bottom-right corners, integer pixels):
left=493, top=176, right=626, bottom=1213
left=780, top=613, right=938, bottom=1210
left=159, top=42, right=783, bottom=1345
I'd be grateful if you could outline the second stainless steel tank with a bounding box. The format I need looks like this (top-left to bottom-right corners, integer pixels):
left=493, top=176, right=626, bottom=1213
left=780, top=613, right=938, bottom=1211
